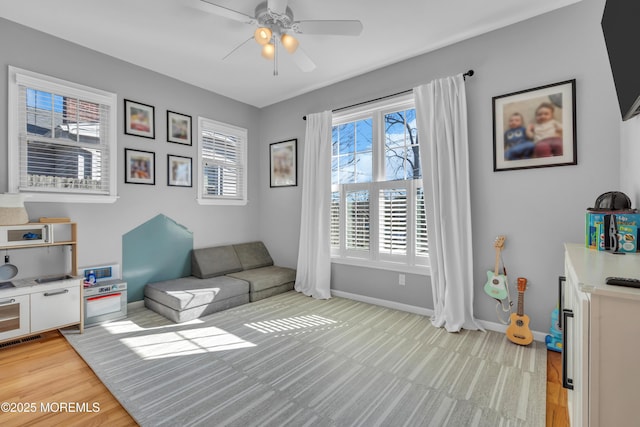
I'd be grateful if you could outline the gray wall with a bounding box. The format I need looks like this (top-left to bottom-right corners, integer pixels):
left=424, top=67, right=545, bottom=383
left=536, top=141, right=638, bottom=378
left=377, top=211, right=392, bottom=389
left=0, top=18, right=261, bottom=279
left=258, top=0, right=622, bottom=333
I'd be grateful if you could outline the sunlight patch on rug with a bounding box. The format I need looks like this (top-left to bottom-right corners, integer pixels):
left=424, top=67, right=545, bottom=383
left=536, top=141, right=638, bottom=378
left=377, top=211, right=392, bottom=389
left=100, top=317, right=206, bottom=335
left=120, top=326, right=256, bottom=359
left=244, top=314, right=339, bottom=334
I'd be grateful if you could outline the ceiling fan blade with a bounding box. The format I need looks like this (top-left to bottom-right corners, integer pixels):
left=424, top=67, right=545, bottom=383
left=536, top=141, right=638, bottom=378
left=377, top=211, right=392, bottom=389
left=222, top=36, right=254, bottom=61
left=197, top=0, right=256, bottom=24
left=294, top=20, right=363, bottom=36
left=290, top=47, right=316, bottom=72
left=267, top=0, right=289, bottom=15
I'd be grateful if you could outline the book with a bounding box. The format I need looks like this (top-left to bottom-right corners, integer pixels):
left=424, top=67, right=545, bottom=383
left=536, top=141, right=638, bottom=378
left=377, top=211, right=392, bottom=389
left=585, top=210, right=638, bottom=250
left=592, top=212, right=640, bottom=252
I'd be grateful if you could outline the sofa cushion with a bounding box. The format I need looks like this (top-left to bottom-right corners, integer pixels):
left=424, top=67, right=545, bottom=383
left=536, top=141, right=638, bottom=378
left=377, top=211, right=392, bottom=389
left=233, top=241, right=274, bottom=270
left=227, top=265, right=295, bottom=293
left=191, top=245, right=242, bottom=278
left=249, top=283, right=295, bottom=302
left=144, top=275, right=249, bottom=311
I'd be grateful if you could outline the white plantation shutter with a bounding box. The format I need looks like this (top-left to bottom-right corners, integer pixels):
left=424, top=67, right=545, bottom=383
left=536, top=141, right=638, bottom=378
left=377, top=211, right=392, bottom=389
left=330, top=191, right=340, bottom=249
left=416, top=186, right=428, bottom=257
left=345, top=190, right=369, bottom=251
left=8, top=66, right=117, bottom=202
left=198, top=117, right=247, bottom=205
left=379, top=188, right=407, bottom=255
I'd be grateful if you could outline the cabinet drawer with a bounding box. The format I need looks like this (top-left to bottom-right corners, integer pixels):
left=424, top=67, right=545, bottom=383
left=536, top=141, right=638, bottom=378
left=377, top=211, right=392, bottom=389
left=30, top=285, right=80, bottom=332
left=0, top=294, right=30, bottom=341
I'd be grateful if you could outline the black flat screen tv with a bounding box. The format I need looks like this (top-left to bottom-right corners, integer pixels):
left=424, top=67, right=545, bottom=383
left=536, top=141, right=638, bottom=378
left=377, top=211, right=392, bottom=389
left=602, top=0, right=640, bottom=121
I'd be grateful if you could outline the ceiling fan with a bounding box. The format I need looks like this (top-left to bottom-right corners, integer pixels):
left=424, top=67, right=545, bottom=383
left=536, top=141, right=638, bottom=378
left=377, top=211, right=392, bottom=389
left=196, top=0, right=363, bottom=75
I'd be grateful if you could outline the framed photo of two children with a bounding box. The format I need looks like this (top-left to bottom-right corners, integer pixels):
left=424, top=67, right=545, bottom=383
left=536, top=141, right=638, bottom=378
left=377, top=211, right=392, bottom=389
left=492, top=79, right=577, bottom=172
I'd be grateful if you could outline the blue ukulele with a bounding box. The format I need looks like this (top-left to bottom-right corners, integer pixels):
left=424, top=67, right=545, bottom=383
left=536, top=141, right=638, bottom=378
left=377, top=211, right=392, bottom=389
left=484, top=236, right=508, bottom=300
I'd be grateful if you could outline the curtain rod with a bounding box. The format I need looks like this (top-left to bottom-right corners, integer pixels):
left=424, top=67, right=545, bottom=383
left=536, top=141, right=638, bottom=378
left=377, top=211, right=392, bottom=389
left=303, top=69, right=474, bottom=120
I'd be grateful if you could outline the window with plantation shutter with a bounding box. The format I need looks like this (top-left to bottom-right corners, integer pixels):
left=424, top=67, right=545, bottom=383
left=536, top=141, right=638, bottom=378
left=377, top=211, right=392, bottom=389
left=197, top=117, right=247, bottom=205
left=7, top=66, right=117, bottom=203
left=330, top=93, right=429, bottom=273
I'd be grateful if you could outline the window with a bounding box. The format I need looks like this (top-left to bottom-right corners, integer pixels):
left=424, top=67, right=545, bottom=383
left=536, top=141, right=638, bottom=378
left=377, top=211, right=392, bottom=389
left=7, top=66, right=117, bottom=203
left=331, top=94, right=429, bottom=273
left=197, top=117, right=247, bottom=205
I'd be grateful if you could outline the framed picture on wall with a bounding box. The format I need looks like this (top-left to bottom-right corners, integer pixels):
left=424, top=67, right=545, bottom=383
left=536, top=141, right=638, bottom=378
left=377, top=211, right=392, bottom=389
left=167, top=111, right=192, bottom=145
left=167, top=154, right=192, bottom=187
left=124, top=99, right=155, bottom=139
left=270, top=139, right=297, bottom=187
left=492, top=79, right=577, bottom=172
left=125, top=148, right=155, bottom=185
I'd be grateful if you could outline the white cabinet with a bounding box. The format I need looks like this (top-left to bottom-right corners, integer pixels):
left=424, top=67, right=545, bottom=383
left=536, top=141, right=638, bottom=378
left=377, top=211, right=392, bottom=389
left=563, top=243, right=640, bottom=427
left=30, top=285, right=80, bottom=332
left=563, top=258, right=590, bottom=427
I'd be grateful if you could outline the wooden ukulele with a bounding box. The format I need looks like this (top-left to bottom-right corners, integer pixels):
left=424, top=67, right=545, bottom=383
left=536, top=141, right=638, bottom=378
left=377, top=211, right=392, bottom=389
left=506, top=277, right=533, bottom=346
left=484, top=236, right=508, bottom=300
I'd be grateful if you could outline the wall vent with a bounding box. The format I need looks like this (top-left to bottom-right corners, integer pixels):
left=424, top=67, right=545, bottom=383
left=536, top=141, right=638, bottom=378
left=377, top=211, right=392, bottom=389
left=0, top=334, right=43, bottom=349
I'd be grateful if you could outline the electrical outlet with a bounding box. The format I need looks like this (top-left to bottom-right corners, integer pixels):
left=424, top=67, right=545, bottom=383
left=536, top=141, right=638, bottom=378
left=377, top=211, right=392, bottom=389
left=399, top=274, right=405, bottom=286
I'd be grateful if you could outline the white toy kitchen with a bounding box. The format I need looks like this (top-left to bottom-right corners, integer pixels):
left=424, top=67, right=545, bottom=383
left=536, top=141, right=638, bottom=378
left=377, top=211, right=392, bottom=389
left=0, top=221, right=83, bottom=344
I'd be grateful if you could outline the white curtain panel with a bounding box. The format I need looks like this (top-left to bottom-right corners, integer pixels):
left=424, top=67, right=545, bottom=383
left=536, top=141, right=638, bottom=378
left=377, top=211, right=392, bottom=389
left=295, top=110, right=333, bottom=299
left=414, top=75, right=482, bottom=332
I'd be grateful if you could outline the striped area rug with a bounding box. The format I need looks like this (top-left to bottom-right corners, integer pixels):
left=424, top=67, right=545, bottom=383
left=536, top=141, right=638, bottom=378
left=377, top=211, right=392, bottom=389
left=63, top=291, right=546, bottom=426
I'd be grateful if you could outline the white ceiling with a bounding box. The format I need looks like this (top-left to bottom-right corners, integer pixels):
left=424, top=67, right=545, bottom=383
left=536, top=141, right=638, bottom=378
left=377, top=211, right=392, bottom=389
left=0, top=0, right=582, bottom=108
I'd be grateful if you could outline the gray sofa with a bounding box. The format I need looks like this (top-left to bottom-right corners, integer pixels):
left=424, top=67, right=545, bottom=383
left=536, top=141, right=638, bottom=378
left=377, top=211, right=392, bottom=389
left=144, top=241, right=296, bottom=323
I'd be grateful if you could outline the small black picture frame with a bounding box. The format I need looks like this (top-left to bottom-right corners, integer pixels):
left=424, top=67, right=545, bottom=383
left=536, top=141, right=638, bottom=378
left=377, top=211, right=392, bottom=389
left=167, top=154, right=192, bottom=187
left=124, top=148, right=155, bottom=185
left=167, top=111, right=192, bottom=145
left=269, top=139, right=297, bottom=188
left=124, top=99, right=155, bottom=139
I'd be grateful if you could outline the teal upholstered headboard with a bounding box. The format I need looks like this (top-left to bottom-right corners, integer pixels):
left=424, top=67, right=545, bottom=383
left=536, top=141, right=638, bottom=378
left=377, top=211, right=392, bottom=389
left=122, top=214, right=193, bottom=302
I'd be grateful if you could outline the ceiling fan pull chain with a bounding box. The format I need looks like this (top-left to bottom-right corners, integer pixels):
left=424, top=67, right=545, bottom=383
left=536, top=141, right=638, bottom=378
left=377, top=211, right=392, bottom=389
left=273, top=38, right=279, bottom=76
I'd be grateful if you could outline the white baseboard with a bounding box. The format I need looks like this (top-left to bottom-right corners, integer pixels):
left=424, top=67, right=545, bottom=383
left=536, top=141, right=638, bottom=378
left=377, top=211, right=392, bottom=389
left=331, top=290, right=433, bottom=317
left=331, top=290, right=546, bottom=342
left=477, top=318, right=547, bottom=343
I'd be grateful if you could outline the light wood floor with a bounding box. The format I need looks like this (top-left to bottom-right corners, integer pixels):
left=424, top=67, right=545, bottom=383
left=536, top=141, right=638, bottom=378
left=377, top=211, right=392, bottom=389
left=546, top=349, right=570, bottom=427
left=0, top=330, right=136, bottom=427
left=1, top=331, right=568, bottom=426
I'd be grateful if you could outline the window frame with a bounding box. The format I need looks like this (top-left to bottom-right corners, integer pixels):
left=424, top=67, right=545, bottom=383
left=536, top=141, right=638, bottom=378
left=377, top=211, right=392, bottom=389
left=196, top=116, right=248, bottom=206
left=7, top=66, right=118, bottom=203
left=330, top=93, right=430, bottom=275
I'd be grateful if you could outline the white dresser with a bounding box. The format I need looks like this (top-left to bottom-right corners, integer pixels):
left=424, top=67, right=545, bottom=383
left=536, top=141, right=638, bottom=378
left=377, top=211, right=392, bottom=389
left=563, top=243, right=640, bottom=427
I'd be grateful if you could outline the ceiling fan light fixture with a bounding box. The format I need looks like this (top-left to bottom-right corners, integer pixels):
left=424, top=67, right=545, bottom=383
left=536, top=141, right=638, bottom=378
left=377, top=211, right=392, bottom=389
left=254, top=27, right=272, bottom=45
left=261, top=42, right=275, bottom=60
left=280, top=33, right=299, bottom=54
